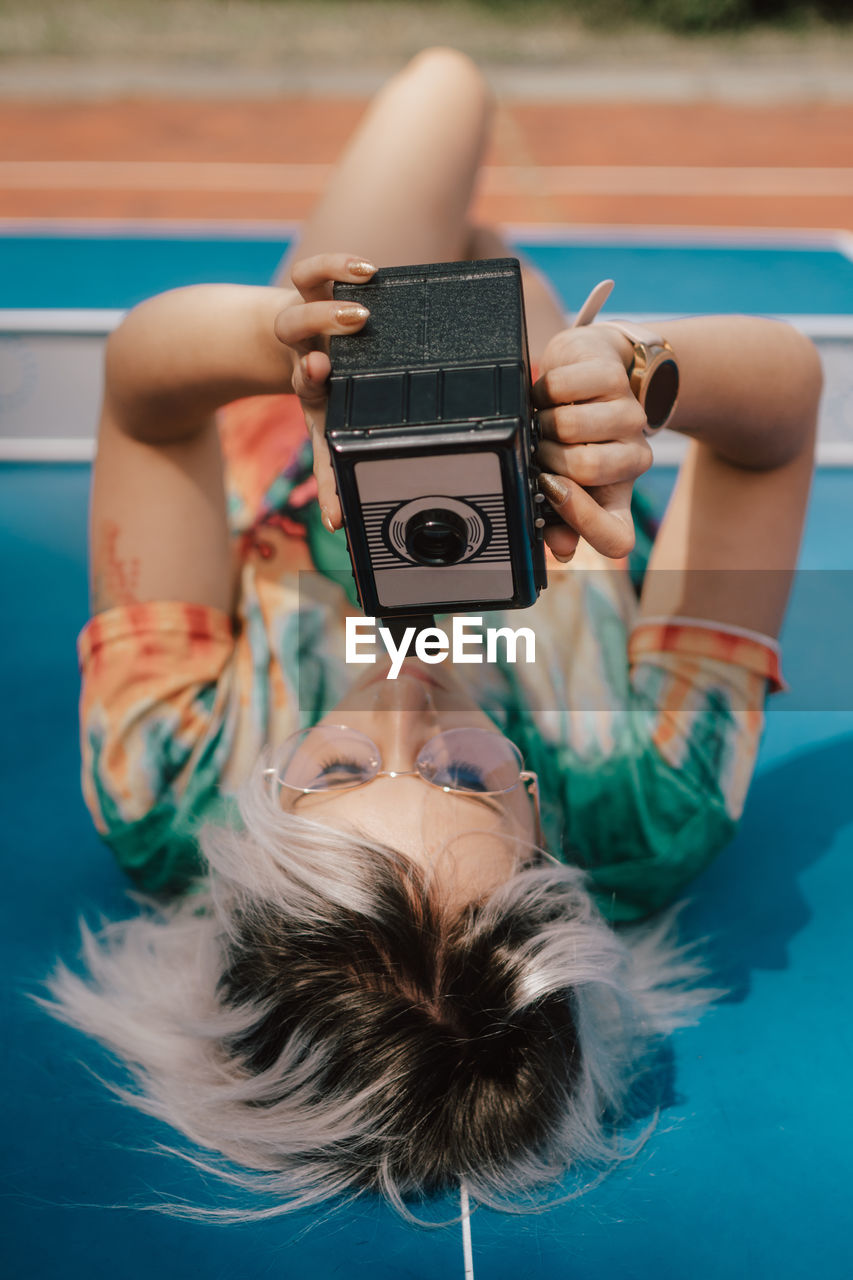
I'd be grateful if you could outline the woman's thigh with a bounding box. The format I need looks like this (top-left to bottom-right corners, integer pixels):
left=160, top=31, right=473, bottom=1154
left=465, top=224, right=567, bottom=366
left=279, top=48, right=493, bottom=278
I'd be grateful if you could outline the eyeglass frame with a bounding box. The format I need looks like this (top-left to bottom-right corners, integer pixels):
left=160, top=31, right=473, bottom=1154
left=264, top=724, right=543, bottom=845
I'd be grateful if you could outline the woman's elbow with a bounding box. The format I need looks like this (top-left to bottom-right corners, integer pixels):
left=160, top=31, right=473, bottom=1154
left=755, top=322, right=823, bottom=470
left=782, top=324, right=824, bottom=438
left=790, top=325, right=824, bottom=408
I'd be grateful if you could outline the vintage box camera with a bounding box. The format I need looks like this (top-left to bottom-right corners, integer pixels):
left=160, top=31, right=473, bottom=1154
left=327, top=258, right=551, bottom=621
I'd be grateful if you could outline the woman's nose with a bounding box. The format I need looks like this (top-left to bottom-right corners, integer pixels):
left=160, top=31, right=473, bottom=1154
left=367, top=673, right=440, bottom=771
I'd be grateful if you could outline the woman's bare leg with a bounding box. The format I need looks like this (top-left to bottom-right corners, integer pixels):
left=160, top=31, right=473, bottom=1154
left=280, top=48, right=569, bottom=362
left=464, top=223, right=567, bottom=366
left=279, top=47, right=493, bottom=279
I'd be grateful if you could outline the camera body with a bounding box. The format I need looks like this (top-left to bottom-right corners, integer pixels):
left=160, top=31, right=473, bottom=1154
left=327, top=258, right=549, bottom=620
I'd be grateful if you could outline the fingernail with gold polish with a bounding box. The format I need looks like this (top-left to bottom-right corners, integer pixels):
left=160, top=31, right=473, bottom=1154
left=335, top=305, right=369, bottom=324
left=540, top=473, right=569, bottom=506
left=321, top=509, right=336, bottom=534
left=348, top=260, right=377, bottom=277
left=553, top=550, right=575, bottom=565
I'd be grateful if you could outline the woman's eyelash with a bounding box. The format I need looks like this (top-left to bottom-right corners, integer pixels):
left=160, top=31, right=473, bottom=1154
left=315, top=756, right=365, bottom=775
left=442, top=759, right=490, bottom=790
left=310, top=755, right=493, bottom=789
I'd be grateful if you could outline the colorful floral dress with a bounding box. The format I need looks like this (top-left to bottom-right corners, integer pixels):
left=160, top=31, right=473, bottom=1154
left=78, top=394, right=785, bottom=923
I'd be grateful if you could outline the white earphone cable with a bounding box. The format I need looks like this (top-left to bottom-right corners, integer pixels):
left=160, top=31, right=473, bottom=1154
left=460, top=1181, right=475, bottom=1280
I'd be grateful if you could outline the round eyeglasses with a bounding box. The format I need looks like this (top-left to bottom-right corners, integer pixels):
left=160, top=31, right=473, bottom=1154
left=264, top=724, right=540, bottom=807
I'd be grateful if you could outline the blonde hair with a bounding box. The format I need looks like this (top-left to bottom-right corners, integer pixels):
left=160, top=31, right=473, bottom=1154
left=31, top=755, right=722, bottom=1224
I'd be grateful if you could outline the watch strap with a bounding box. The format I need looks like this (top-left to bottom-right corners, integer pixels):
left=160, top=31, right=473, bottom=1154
left=595, top=319, right=666, bottom=347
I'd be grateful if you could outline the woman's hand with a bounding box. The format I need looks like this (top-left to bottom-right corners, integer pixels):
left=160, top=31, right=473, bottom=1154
left=274, top=253, right=378, bottom=531
left=533, top=327, right=653, bottom=562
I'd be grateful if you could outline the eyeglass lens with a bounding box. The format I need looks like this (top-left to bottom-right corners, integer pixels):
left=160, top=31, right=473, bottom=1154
left=276, top=725, right=522, bottom=794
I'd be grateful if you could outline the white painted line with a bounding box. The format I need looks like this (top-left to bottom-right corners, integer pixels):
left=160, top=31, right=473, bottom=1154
left=2, top=217, right=850, bottom=257
left=491, top=166, right=853, bottom=198
left=568, top=314, right=853, bottom=339
left=3, top=436, right=853, bottom=468
left=0, top=160, right=334, bottom=190
left=649, top=440, right=853, bottom=468
left=2, top=160, right=852, bottom=198
left=615, top=315, right=853, bottom=339
left=0, top=309, right=124, bottom=334
left=0, top=215, right=302, bottom=239
left=836, top=231, right=853, bottom=264
left=0, top=438, right=96, bottom=461
left=506, top=222, right=851, bottom=251
left=460, top=1183, right=475, bottom=1280
left=2, top=310, right=851, bottom=339
left=650, top=438, right=690, bottom=465
left=807, top=443, right=853, bottom=467
left=773, top=317, right=853, bottom=337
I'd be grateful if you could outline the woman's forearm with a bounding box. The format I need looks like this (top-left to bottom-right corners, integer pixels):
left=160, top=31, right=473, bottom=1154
left=651, top=316, right=822, bottom=469
left=104, top=285, right=297, bottom=442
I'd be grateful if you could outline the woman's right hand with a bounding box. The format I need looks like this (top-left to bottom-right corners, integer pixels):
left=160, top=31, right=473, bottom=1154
left=533, top=325, right=654, bottom=562
left=273, top=253, right=378, bottom=532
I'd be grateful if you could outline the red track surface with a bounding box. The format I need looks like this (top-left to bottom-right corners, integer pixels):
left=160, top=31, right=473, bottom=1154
left=1, top=97, right=851, bottom=228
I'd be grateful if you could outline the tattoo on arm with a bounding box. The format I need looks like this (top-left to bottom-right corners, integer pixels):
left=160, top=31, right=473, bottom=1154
left=91, top=519, right=141, bottom=612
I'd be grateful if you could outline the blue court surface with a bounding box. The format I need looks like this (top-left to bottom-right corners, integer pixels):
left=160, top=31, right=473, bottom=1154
left=3, top=222, right=853, bottom=314
left=2, top=227, right=853, bottom=1280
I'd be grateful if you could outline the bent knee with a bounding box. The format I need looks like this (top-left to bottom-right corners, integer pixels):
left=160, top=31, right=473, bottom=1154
left=403, top=46, right=491, bottom=103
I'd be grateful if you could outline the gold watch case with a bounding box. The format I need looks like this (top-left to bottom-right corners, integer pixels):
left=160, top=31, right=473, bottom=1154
left=596, top=320, right=680, bottom=435
left=627, top=339, right=680, bottom=435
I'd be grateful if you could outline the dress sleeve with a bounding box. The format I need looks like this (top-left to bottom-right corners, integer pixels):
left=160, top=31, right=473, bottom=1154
left=78, top=602, right=238, bottom=897
left=563, top=618, right=786, bottom=924
left=77, top=393, right=315, bottom=898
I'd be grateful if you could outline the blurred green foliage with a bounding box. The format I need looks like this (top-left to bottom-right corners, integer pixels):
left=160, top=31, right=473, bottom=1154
left=438, top=0, right=853, bottom=32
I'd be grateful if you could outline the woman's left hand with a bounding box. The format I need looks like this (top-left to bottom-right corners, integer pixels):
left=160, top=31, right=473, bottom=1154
left=533, top=327, right=654, bottom=562
left=273, top=253, right=378, bottom=532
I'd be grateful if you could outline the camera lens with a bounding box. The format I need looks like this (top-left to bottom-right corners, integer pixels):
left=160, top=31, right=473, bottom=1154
left=404, top=508, right=469, bottom=566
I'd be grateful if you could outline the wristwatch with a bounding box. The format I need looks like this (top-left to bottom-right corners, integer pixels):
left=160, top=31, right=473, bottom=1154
left=571, top=282, right=679, bottom=436
left=596, top=320, right=680, bottom=435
